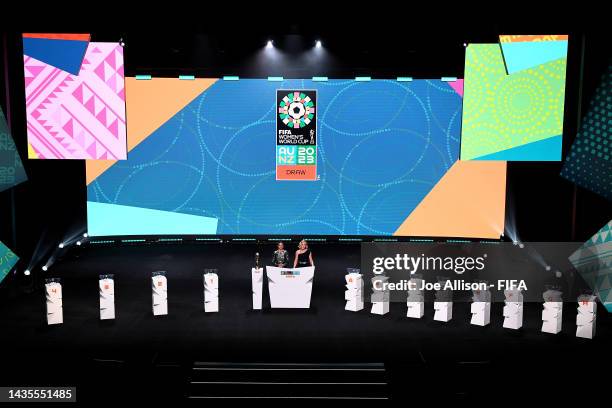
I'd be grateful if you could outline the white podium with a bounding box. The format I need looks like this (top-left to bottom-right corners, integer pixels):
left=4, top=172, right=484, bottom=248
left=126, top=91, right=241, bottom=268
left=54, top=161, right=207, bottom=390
left=470, top=287, right=491, bottom=326
left=542, top=302, right=563, bottom=334
left=45, top=278, right=63, bottom=325
left=99, top=275, right=115, bottom=320
left=503, top=289, right=523, bottom=330
left=406, top=276, right=425, bottom=319
left=434, top=281, right=452, bottom=322
left=204, top=270, right=219, bottom=312
left=152, top=272, right=168, bottom=316
left=541, top=289, right=563, bottom=334
left=345, top=269, right=364, bottom=312
left=470, top=302, right=491, bottom=326
left=434, top=302, right=452, bottom=322
left=252, top=268, right=264, bottom=310
left=266, top=266, right=314, bottom=308
left=576, top=295, right=597, bottom=339
left=370, top=275, right=390, bottom=315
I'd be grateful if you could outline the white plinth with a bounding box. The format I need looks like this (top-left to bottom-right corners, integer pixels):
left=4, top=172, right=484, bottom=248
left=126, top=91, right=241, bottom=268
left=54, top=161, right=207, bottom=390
left=541, top=301, right=563, bottom=334
left=406, top=301, right=425, bottom=318
left=204, top=272, right=219, bottom=313
left=434, top=301, right=452, bottom=322
left=252, top=268, right=264, bottom=310
left=406, top=284, right=425, bottom=318
left=470, top=302, right=491, bottom=326
left=345, top=272, right=364, bottom=312
left=371, top=301, right=389, bottom=315
left=99, top=277, right=115, bottom=320
left=45, top=281, right=63, bottom=325
left=152, top=275, right=168, bottom=316
left=503, top=302, right=523, bottom=330
left=576, top=300, right=596, bottom=339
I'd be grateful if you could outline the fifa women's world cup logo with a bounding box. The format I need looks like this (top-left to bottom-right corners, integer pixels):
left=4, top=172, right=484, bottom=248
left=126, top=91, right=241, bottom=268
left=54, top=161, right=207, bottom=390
left=279, top=92, right=315, bottom=129
left=276, top=90, right=317, bottom=181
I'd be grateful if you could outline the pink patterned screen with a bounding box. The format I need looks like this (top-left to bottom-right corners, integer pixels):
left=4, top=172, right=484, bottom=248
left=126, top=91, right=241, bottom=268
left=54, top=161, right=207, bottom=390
left=24, top=42, right=127, bottom=160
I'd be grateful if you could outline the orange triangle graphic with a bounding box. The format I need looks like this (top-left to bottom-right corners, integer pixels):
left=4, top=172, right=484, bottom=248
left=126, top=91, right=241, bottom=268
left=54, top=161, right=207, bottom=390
left=86, top=77, right=218, bottom=185
left=394, top=160, right=506, bottom=239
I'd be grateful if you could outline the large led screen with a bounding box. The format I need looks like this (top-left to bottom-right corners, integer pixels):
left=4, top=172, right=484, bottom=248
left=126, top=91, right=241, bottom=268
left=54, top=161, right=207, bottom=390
left=86, top=78, right=507, bottom=237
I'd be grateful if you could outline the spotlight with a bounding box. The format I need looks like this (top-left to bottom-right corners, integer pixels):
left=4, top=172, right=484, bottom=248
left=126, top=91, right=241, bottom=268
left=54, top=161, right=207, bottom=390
left=58, top=243, right=64, bottom=249
left=24, top=269, right=30, bottom=276
left=555, top=271, right=563, bottom=278
left=83, top=233, right=89, bottom=238
left=42, top=265, right=48, bottom=272
left=76, top=241, right=82, bottom=246
left=519, top=243, right=525, bottom=249
left=266, top=40, right=273, bottom=48
left=119, top=38, right=125, bottom=47
left=463, top=42, right=467, bottom=47
left=315, top=40, right=322, bottom=48
left=545, top=265, right=551, bottom=271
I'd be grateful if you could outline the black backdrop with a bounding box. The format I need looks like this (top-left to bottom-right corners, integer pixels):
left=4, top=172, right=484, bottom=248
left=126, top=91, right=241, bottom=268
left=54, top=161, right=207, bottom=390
left=0, top=13, right=611, bottom=403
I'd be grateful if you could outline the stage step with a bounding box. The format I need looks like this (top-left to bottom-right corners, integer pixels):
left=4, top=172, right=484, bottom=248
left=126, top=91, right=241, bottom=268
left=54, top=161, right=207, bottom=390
left=187, top=362, right=389, bottom=400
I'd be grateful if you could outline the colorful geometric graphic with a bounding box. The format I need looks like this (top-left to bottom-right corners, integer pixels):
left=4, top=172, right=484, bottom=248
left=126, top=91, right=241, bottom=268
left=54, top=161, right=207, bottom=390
left=0, top=108, right=27, bottom=192
left=561, top=62, right=612, bottom=200
left=279, top=91, right=315, bottom=128
left=23, top=33, right=91, bottom=41
left=569, top=220, right=612, bottom=312
left=460, top=39, right=567, bottom=161
left=85, top=77, right=217, bottom=184
left=499, top=35, right=569, bottom=43
left=499, top=35, right=568, bottom=75
left=22, top=34, right=90, bottom=75
left=87, top=202, right=218, bottom=236
left=394, top=161, right=507, bottom=239
left=448, top=79, right=464, bottom=97
left=87, top=79, right=478, bottom=236
left=24, top=42, right=127, bottom=160
left=0, top=241, right=19, bottom=285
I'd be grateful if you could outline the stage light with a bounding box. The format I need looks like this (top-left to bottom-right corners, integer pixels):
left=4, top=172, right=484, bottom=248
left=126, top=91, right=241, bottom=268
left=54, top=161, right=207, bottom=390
left=463, top=42, right=467, bottom=47
left=519, top=243, right=525, bottom=249
left=555, top=271, right=563, bottom=278
left=83, top=233, right=89, bottom=238
left=76, top=241, right=82, bottom=246
left=266, top=40, right=273, bottom=48
left=58, top=243, right=64, bottom=249
left=42, top=265, right=48, bottom=272
left=315, top=40, right=322, bottom=48
left=545, top=265, right=551, bottom=271
left=24, top=269, right=30, bottom=276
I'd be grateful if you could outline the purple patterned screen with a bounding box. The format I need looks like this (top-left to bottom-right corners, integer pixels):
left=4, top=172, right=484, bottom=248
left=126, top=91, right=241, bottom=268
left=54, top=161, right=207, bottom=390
left=23, top=41, right=127, bottom=160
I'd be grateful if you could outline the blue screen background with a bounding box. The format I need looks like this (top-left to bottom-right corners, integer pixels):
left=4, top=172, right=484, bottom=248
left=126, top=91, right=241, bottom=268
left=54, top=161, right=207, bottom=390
left=87, top=79, right=462, bottom=235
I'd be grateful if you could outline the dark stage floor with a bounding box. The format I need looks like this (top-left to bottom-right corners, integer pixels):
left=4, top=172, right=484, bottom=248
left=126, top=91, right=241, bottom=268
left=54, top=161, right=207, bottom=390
left=1, top=243, right=610, bottom=403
